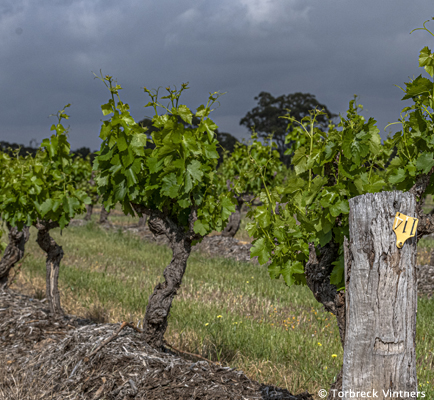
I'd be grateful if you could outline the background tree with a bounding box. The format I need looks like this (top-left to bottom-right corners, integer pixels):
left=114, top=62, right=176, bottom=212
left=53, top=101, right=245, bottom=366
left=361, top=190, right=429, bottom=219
left=0, top=140, right=38, bottom=157
left=240, top=92, right=337, bottom=166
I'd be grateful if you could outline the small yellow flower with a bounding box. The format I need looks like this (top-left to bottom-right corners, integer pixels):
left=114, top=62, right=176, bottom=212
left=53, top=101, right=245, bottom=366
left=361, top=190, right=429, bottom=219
left=332, top=354, right=337, bottom=358
left=246, top=281, right=249, bottom=283
left=217, top=315, right=222, bottom=318
left=205, top=323, right=209, bottom=326
left=318, top=342, right=322, bottom=346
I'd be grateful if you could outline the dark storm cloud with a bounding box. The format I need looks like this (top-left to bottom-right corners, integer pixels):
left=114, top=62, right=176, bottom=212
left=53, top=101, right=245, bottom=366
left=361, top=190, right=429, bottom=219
left=1, top=0, right=432, bottom=151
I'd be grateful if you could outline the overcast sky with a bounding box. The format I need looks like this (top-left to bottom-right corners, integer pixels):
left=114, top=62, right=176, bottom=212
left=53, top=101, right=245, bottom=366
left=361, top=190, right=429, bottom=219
left=1, top=0, right=433, bottom=152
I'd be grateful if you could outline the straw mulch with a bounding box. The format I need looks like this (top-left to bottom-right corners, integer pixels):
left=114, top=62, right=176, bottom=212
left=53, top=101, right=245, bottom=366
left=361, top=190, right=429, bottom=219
left=0, top=289, right=313, bottom=400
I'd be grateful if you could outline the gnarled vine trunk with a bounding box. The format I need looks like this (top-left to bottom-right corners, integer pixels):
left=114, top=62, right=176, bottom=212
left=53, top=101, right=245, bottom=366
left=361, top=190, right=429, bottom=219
left=35, top=220, right=64, bottom=317
left=221, top=202, right=241, bottom=237
left=131, top=204, right=200, bottom=350
left=84, top=204, right=93, bottom=221
left=138, top=215, right=147, bottom=230
left=84, top=171, right=96, bottom=221
left=305, top=241, right=346, bottom=345
left=304, top=241, right=346, bottom=398
left=0, top=224, right=30, bottom=288
left=99, top=204, right=110, bottom=224
left=142, top=217, right=192, bottom=348
left=342, top=191, right=417, bottom=397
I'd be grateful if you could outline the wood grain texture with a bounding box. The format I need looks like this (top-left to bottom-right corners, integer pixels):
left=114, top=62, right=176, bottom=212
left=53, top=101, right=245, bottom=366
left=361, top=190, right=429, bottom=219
left=343, top=191, right=417, bottom=396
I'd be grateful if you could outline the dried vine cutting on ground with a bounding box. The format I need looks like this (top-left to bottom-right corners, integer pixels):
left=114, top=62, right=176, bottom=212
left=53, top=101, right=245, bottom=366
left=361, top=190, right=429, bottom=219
left=0, top=288, right=313, bottom=400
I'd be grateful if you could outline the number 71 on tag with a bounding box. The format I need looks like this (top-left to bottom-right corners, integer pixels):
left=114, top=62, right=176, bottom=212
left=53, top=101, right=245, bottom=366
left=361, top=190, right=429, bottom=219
left=393, top=212, right=418, bottom=249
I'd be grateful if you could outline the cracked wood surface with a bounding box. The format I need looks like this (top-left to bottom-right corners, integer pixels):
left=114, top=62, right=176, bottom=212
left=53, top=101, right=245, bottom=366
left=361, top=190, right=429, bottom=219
left=343, top=191, right=417, bottom=396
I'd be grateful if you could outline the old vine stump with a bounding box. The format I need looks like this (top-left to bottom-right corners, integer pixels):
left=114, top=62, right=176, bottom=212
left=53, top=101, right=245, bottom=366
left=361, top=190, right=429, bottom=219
left=343, top=191, right=417, bottom=397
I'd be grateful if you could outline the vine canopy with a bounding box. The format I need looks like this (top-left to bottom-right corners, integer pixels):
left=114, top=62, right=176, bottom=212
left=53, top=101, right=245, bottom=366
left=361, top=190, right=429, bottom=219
left=93, top=75, right=236, bottom=236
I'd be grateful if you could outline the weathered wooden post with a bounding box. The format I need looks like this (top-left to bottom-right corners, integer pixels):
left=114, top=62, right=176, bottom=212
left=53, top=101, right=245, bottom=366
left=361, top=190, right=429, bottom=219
left=342, top=191, right=417, bottom=398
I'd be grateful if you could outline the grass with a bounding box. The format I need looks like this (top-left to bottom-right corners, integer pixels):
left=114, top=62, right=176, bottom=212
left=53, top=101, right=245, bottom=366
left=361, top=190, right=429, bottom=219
left=2, top=209, right=434, bottom=398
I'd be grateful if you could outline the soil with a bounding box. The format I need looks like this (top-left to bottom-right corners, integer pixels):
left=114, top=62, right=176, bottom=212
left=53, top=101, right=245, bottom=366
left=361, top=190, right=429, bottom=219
left=0, top=288, right=313, bottom=400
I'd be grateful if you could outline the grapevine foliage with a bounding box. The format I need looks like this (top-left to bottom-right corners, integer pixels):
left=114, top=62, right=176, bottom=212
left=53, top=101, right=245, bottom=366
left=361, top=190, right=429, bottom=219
left=247, top=20, right=434, bottom=290
left=217, top=133, right=285, bottom=199
left=93, top=74, right=236, bottom=235
left=0, top=152, right=9, bottom=252
left=0, top=105, right=91, bottom=230
left=70, top=155, right=98, bottom=205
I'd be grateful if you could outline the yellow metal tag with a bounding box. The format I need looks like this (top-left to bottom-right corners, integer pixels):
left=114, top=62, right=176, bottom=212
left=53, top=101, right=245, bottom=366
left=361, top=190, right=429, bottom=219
left=393, top=212, right=418, bottom=249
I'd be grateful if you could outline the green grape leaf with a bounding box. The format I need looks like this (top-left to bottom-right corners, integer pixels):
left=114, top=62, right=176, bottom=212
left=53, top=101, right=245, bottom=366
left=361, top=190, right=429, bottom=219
left=330, top=255, right=345, bottom=287
left=281, top=260, right=305, bottom=286
left=318, top=229, right=332, bottom=246
left=40, top=198, right=53, bottom=217
left=250, top=238, right=271, bottom=265
left=329, top=199, right=349, bottom=217
left=388, top=168, right=407, bottom=184
left=419, top=46, right=434, bottom=77
left=147, top=157, right=164, bottom=173
left=161, top=173, right=180, bottom=198
left=402, top=75, right=432, bottom=100
left=193, top=219, right=208, bottom=236
left=255, top=206, right=271, bottom=228
left=187, top=160, right=203, bottom=182
left=220, top=196, right=236, bottom=220
left=292, top=147, right=307, bottom=175
left=416, top=152, right=434, bottom=174
left=178, top=105, right=193, bottom=125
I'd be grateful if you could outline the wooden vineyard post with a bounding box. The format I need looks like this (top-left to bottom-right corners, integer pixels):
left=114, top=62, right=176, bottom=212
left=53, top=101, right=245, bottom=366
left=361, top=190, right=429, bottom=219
left=342, top=191, right=417, bottom=398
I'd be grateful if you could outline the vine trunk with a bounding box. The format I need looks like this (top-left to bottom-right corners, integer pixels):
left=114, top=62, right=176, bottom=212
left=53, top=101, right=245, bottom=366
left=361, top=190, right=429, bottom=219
left=35, top=221, right=64, bottom=317
left=141, top=216, right=193, bottom=349
left=84, top=204, right=93, bottom=221
left=304, top=241, right=346, bottom=397
left=99, top=204, right=110, bottom=224
left=221, top=202, right=242, bottom=237
left=0, top=224, right=30, bottom=287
